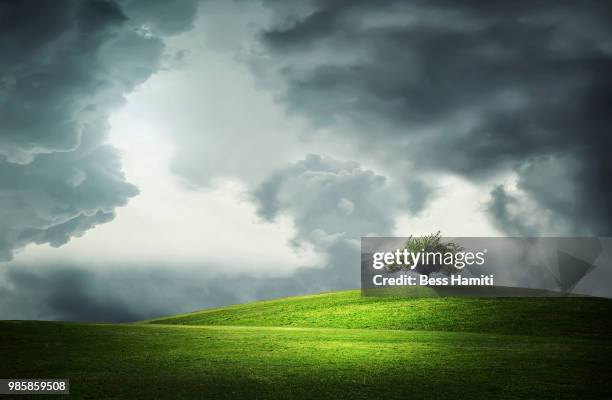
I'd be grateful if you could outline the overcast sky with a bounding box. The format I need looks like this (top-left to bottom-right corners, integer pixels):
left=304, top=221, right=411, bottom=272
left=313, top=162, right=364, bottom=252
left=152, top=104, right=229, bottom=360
left=1, top=0, right=611, bottom=321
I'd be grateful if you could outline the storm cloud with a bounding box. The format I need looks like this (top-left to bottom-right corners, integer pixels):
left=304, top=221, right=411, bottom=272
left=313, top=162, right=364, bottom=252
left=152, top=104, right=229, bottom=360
left=250, top=155, right=412, bottom=299
left=0, top=262, right=239, bottom=322
left=0, top=0, right=199, bottom=260
left=248, top=0, right=612, bottom=235
left=253, top=155, right=398, bottom=241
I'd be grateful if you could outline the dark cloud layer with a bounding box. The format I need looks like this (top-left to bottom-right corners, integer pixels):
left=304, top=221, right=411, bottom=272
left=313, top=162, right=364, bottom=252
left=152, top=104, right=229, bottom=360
left=0, top=263, right=236, bottom=322
left=0, top=249, right=359, bottom=322
left=253, top=0, right=612, bottom=235
left=0, top=0, right=198, bottom=260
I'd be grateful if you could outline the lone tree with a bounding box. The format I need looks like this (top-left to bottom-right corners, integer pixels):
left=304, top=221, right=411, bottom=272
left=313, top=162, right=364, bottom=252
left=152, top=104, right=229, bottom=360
left=385, top=231, right=464, bottom=277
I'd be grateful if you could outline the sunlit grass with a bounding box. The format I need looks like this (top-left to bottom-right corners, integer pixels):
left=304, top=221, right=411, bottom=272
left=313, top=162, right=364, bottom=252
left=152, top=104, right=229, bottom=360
left=150, top=289, right=612, bottom=337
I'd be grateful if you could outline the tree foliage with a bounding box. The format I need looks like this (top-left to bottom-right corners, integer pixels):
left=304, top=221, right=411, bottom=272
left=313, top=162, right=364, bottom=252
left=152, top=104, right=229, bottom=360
left=385, top=231, right=464, bottom=276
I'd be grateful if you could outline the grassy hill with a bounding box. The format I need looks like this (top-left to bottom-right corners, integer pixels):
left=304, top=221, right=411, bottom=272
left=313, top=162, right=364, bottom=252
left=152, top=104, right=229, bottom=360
left=2, top=290, right=612, bottom=399
left=148, top=289, right=612, bottom=337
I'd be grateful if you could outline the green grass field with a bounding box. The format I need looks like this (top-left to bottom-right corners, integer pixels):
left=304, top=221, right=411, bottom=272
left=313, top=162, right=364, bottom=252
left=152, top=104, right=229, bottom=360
left=2, top=290, right=612, bottom=399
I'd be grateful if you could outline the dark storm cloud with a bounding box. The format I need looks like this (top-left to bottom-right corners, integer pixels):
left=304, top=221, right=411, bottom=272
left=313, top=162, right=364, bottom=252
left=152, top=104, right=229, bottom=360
left=119, top=0, right=200, bottom=36
left=0, top=0, right=199, bottom=260
left=250, top=155, right=402, bottom=300
left=0, top=263, right=240, bottom=322
left=252, top=0, right=612, bottom=235
left=0, top=142, right=139, bottom=259
left=403, top=178, right=436, bottom=216
left=253, top=155, right=397, bottom=242
left=0, top=256, right=357, bottom=322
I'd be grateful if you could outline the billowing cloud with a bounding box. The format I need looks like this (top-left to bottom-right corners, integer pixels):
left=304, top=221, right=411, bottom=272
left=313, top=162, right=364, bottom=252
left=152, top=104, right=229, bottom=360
left=245, top=0, right=612, bottom=235
left=253, top=155, right=398, bottom=243
left=0, top=0, right=199, bottom=260
left=252, top=154, right=404, bottom=293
